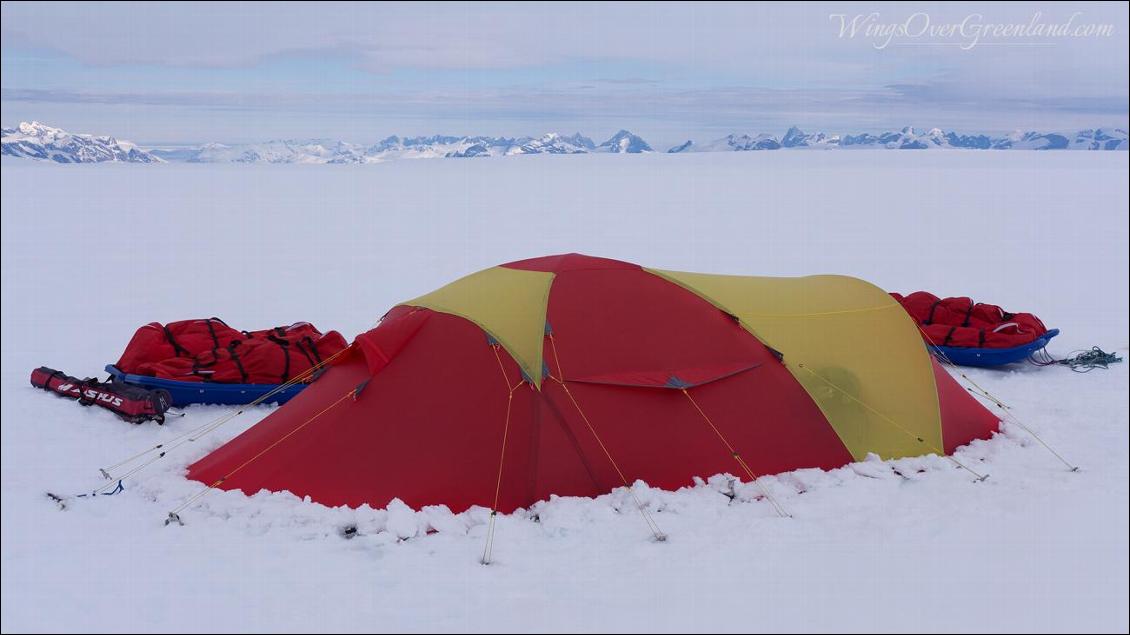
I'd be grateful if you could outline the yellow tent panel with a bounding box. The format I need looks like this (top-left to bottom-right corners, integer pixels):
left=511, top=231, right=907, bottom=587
left=401, top=266, right=555, bottom=387
left=648, top=269, right=942, bottom=460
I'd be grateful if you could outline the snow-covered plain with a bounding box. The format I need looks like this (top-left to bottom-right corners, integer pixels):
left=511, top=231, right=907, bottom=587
left=1, top=151, right=1127, bottom=633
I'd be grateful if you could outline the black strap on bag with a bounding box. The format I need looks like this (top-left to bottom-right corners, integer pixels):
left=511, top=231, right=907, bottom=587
left=191, top=347, right=218, bottom=379
left=942, top=326, right=957, bottom=346
left=76, top=377, right=99, bottom=406
left=163, top=325, right=189, bottom=357
left=39, top=369, right=63, bottom=392
left=267, top=334, right=291, bottom=383
left=924, top=300, right=942, bottom=325
left=204, top=318, right=222, bottom=351
left=294, top=339, right=317, bottom=367
left=227, top=340, right=250, bottom=383
left=962, top=300, right=976, bottom=327
left=302, top=336, right=323, bottom=365
left=294, top=336, right=325, bottom=378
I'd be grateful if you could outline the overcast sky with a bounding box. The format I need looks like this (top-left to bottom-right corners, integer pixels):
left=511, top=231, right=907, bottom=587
left=2, top=1, right=1127, bottom=147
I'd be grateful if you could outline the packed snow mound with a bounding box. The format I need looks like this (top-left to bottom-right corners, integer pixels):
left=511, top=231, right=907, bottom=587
left=1, top=121, right=162, bottom=163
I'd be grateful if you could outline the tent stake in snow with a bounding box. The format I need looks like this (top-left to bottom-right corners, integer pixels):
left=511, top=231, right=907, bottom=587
left=45, top=480, right=125, bottom=511
left=979, top=395, right=1079, bottom=472
left=163, top=388, right=356, bottom=526
left=481, top=345, right=523, bottom=565
left=549, top=334, right=668, bottom=543
left=70, top=347, right=350, bottom=506
left=918, top=323, right=1080, bottom=473
left=46, top=492, right=67, bottom=511
left=797, top=364, right=989, bottom=482
left=681, top=388, right=790, bottom=517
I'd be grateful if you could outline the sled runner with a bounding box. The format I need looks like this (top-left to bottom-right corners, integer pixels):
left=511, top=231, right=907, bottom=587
left=929, top=328, right=1060, bottom=367
left=105, top=364, right=307, bottom=407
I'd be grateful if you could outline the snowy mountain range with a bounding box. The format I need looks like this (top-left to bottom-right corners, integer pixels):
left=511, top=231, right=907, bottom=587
left=3, top=122, right=1126, bottom=164
left=149, top=130, right=651, bottom=164
left=670, top=126, right=1129, bottom=152
left=1, top=121, right=162, bottom=163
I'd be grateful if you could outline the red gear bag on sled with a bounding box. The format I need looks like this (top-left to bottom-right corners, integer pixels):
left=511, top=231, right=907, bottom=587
left=116, top=318, right=348, bottom=385
left=891, top=292, right=1048, bottom=348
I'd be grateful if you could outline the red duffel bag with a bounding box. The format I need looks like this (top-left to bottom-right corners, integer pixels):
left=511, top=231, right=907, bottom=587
left=118, top=319, right=348, bottom=384
left=891, top=292, right=1048, bottom=349
left=116, top=318, right=244, bottom=371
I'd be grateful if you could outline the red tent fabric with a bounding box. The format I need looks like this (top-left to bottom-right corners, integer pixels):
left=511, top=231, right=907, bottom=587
left=190, top=255, right=998, bottom=513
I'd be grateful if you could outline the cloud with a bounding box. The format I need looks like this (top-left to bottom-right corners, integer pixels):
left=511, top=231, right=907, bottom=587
left=6, top=80, right=1124, bottom=134
left=881, top=82, right=1128, bottom=114
left=2, top=3, right=1126, bottom=142
left=4, top=2, right=1121, bottom=83
left=592, top=78, right=664, bottom=86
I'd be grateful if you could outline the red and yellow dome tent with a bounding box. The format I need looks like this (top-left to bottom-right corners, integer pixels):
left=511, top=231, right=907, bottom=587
left=189, top=254, right=997, bottom=515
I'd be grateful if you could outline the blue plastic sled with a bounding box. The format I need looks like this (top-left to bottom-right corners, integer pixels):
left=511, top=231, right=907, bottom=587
left=929, top=328, right=1059, bottom=367
left=105, top=364, right=307, bottom=408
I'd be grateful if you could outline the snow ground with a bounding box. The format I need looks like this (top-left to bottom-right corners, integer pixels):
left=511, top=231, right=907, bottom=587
left=1, top=151, right=1127, bottom=633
